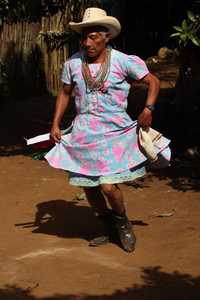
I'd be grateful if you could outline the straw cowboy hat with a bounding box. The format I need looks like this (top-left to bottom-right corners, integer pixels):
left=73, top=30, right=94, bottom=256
left=69, top=7, right=121, bottom=39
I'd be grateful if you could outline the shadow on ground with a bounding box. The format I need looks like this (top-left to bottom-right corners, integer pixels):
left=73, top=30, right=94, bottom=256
left=152, top=157, right=200, bottom=192
left=1, top=266, right=200, bottom=299
left=15, top=199, right=148, bottom=241
left=126, top=154, right=200, bottom=193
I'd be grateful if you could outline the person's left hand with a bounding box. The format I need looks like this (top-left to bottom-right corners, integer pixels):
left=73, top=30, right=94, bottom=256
left=137, top=108, right=153, bottom=128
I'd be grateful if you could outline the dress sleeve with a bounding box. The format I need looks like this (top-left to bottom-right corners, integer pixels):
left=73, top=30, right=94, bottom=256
left=126, top=55, right=149, bottom=80
left=61, top=60, right=72, bottom=84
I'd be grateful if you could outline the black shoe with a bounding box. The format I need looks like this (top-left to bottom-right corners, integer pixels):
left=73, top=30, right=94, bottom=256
left=112, top=213, right=136, bottom=252
left=88, top=210, right=114, bottom=247
left=89, top=235, right=110, bottom=247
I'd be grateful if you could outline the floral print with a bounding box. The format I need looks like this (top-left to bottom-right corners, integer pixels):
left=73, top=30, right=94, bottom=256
left=45, top=48, right=170, bottom=185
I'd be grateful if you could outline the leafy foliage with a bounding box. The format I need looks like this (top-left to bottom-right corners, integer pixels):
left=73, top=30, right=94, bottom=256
left=0, top=0, right=42, bottom=24
left=39, top=29, right=77, bottom=52
left=0, top=0, right=102, bottom=24
left=38, top=0, right=102, bottom=52
left=171, top=9, right=200, bottom=47
left=0, top=0, right=102, bottom=51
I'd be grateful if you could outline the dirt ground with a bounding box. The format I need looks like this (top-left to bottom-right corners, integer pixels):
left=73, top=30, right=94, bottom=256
left=0, top=58, right=200, bottom=299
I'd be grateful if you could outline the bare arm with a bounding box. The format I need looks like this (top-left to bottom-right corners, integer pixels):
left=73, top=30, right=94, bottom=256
left=50, top=84, right=74, bottom=143
left=137, top=73, right=160, bottom=128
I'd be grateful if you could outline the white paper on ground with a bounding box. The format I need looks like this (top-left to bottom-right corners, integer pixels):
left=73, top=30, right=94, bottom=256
left=25, top=124, right=73, bottom=145
left=25, top=133, right=50, bottom=145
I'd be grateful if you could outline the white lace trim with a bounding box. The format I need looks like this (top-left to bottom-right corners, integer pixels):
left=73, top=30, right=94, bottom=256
left=69, top=167, right=146, bottom=187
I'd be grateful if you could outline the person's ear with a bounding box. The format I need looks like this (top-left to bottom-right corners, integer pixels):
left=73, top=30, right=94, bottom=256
left=105, top=32, right=110, bottom=43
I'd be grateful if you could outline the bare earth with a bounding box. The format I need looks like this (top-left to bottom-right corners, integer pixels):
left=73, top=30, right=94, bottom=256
left=0, top=58, right=200, bottom=299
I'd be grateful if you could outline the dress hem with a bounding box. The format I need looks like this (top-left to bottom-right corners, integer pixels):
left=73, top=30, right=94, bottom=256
left=68, top=168, right=146, bottom=187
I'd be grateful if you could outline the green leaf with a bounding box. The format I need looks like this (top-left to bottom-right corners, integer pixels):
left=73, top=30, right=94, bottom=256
left=187, top=10, right=196, bottom=22
left=74, top=192, right=87, bottom=201
left=182, top=19, right=188, bottom=30
left=191, top=37, right=200, bottom=46
left=170, top=33, right=181, bottom=37
left=173, top=26, right=183, bottom=32
left=180, top=34, right=187, bottom=42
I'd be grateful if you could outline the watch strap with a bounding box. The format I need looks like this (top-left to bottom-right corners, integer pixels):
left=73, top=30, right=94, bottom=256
left=145, top=104, right=155, bottom=111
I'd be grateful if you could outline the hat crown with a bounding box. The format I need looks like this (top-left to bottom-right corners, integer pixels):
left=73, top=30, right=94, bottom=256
left=82, top=8, right=107, bottom=22
left=69, top=7, right=121, bottom=39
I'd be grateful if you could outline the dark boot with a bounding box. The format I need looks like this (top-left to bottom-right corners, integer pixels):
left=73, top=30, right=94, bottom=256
left=89, top=210, right=114, bottom=247
left=112, top=212, right=136, bottom=252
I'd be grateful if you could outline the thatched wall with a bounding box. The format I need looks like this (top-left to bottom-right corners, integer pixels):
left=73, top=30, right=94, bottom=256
left=0, top=12, right=70, bottom=97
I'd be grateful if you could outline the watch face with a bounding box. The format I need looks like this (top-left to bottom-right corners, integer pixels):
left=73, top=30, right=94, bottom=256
left=146, top=104, right=155, bottom=111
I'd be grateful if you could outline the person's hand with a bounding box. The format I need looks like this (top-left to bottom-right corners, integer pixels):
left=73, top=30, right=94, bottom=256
left=137, top=108, right=152, bottom=128
left=50, top=124, right=61, bottom=143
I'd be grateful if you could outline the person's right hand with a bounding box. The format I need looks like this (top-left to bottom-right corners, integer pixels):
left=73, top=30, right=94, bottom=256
left=50, top=125, right=61, bottom=143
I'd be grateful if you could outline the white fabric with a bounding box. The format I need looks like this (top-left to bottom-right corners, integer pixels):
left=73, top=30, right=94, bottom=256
left=138, top=127, right=164, bottom=162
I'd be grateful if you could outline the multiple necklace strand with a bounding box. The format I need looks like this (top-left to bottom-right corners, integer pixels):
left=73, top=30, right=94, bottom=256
left=81, top=47, right=111, bottom=92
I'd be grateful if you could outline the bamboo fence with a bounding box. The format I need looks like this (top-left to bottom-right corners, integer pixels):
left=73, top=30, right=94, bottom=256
left=0, top=12, right=70, bottom=94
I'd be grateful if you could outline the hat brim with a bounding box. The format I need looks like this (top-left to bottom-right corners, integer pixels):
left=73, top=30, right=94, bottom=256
left=69, top=17, right=121, bottom=39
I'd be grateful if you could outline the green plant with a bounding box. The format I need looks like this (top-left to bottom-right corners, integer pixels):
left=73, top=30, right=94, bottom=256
left=171, top=10, right=200, bottom=47
left=0, top=0, right=102, bottom=25
left=38, top=29, right=77, bottom=52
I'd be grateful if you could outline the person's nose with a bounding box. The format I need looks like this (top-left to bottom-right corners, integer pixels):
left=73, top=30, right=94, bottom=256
left=83, top=37, right=92, bottom=48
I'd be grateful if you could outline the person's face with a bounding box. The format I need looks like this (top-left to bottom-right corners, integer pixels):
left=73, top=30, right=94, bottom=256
left=80, top=27, right=109, bottom=59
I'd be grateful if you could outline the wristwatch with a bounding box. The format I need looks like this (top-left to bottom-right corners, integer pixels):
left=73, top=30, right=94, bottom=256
left=145, top=104, right=155, bottom=111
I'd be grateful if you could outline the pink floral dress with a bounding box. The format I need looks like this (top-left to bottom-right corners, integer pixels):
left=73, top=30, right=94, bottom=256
left=45, top=48, right=171, bottom=186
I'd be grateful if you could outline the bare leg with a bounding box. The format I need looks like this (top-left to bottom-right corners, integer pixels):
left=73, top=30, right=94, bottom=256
left=83, top=186, right=109, bottom=216
left=100, top=184, right=126, bottom=215
left=84, top=184, right=136, bottom=251
left=84, top=186, right=111, bottom=247
left=100, top=183, right=136, bottom=252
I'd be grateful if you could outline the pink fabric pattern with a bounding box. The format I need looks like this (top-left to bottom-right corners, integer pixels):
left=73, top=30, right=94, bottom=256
left=45, top=48, right=171, bottom=176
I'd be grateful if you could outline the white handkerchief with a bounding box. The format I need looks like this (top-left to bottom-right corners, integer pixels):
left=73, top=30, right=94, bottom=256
left=138, top=127, right=163, bottom=161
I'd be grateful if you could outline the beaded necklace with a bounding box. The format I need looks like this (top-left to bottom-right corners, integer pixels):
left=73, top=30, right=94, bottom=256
left=81, top=47, right=111, bottom=92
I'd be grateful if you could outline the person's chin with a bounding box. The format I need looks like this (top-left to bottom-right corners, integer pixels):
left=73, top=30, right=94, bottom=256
left=87, top=50, right=97, bottom=58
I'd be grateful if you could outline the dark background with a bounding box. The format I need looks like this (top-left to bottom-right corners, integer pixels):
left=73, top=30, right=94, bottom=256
left=102, top=0, right=195, bottom=57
